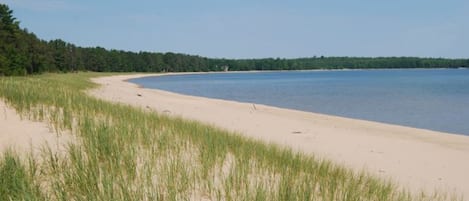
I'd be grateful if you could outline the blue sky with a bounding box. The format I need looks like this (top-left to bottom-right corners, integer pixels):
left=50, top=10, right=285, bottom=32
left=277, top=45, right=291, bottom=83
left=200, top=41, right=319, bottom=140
left=3, top=0, right=469, bottom=58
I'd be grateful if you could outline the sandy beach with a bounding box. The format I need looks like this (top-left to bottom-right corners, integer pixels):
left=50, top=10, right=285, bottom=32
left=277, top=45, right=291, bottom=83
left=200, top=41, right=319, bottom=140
left=0, top=100, right=71, bottom=156
left=89, top=73, right=469, bottom=198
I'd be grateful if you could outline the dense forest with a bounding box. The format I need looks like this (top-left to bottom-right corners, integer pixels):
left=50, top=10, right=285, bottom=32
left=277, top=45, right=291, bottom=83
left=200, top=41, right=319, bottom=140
left=1, top=4, right=469, bottom=76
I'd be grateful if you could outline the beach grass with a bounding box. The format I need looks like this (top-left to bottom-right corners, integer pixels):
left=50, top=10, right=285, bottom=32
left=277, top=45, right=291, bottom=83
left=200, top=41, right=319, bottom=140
left=0, top=73, right=460, bottom=201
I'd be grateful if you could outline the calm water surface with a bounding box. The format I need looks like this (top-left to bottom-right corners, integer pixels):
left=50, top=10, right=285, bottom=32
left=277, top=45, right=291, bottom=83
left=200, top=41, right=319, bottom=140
left=130, top=69, right=469, bottom=135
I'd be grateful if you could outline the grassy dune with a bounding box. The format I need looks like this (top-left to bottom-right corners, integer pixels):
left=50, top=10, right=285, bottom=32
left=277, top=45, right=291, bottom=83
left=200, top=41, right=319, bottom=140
left=0, top=73, right=458, bottom=200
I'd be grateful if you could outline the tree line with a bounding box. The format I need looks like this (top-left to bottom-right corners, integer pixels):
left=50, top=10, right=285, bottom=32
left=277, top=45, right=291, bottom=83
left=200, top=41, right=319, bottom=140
left=1, top=4, right=469, bottom=76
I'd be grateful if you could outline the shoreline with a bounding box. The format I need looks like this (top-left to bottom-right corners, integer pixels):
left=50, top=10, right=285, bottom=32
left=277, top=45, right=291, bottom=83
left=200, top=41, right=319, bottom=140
left=125, top=68, right=469, bottom=80
left=128, top=70, right=469, bottom=136
left=90, top=73, right=469, bottom=198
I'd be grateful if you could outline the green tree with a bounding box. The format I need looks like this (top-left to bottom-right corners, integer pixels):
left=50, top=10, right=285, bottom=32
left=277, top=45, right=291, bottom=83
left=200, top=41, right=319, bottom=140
left=0, top=4, right=25, bottom=75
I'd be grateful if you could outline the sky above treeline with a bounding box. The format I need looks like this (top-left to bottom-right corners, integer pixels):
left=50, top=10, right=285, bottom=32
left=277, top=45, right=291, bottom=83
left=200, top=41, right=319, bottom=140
left=4, top=0, right=469, bottom=59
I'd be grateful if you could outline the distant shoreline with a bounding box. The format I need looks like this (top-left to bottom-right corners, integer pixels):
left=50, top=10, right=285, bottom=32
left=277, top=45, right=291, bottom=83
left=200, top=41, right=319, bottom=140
left=123, top=68, right=468, bottom=84
left=126, top=67, right=469, bottom=79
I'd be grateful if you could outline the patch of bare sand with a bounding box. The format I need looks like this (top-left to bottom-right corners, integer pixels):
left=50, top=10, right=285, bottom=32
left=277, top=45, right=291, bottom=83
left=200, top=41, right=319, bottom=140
left=89, top=74, right=469, bottom=198
left=0, top=100, right=72, bottom=156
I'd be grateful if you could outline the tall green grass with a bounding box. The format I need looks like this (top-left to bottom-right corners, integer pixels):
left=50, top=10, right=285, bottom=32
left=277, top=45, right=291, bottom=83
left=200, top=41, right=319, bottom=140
left=0, top=73, right=460, bottom=200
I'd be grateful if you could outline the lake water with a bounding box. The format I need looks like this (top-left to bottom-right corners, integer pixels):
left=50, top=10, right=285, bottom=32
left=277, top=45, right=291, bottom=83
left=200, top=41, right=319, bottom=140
left=129, top=69, right=469, bottom=136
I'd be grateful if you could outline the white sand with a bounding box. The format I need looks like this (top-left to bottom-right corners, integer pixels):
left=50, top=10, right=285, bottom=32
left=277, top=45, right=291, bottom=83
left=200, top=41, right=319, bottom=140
left=0, top=100, right=71, bottom=156
left=89, top=73, right=469, bottom=197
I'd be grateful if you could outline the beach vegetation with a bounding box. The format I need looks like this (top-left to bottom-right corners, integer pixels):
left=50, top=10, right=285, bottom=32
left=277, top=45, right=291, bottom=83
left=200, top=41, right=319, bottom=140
left=0, top=73, right=461, bottom=200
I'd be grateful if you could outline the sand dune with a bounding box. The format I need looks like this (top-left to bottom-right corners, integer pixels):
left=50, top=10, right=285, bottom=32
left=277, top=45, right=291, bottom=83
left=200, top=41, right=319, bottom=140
left=89, top=73, right=469, bottom=198
left=0, top=100, right=71, bottom=156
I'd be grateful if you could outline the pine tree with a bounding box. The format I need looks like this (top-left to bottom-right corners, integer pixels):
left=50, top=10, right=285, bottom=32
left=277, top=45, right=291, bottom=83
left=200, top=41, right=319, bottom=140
left=0, top=4, right=26, bottom=75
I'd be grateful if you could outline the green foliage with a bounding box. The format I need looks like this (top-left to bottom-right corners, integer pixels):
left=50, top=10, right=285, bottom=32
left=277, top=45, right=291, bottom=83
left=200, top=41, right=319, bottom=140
left=0, top=73, right=462, bottom=200
left=0, top=150, right=44, bottom=200
left=1, top=3, right=469, bottom=76
left=0, top=4, right=54, bottom=76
